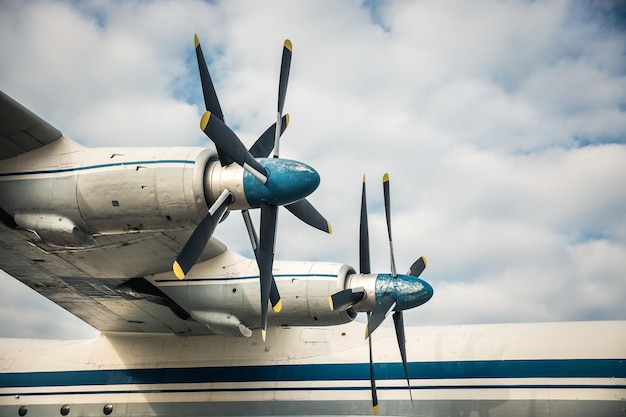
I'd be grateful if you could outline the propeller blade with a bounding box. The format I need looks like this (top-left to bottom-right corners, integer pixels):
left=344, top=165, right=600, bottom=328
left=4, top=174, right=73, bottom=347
left=259, top=203, right=278, bottom=341
left=393, top=311, right=414, bottom=404
left=278, top=39, right=292, bottom=116
left=200, top=111, right=268, bottom=183
left=249, top=114, right=289, bottom=158
left=173, top=189, right=232, bottom=279
left=382, top=173, right=397, bottom=277
left=408, top=256, right=427, bottom=278
left=367, top=312, right=379, bottom=415
left=285, top=199, right=332, bottom=234
left=274, top=39, right=292, bottom=158
left=365, top=292, right=396, bottom=339
left=194, top=34, right=224, bottom=121
left=328, top=287, right=365, bottom=311
left=241, top=210, right=282, bottom=312
left=270, top=275, right=282, bottom=313
left=360, top=175, right=371, bottom=275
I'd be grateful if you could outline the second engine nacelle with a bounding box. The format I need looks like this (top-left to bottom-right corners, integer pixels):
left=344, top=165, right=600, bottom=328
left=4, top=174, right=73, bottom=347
left=149, top=251, right=357, bottom=337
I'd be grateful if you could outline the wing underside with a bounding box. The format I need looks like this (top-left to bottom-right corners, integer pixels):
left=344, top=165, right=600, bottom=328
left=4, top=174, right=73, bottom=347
left=0, top=221, right=225, bottom=335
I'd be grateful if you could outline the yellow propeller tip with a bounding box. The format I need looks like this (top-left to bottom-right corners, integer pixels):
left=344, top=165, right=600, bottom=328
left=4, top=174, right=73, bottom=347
left=327, top=222, right=333, bottom=234
left=200, top=111, right=211, bottom=130
left=261, top=329, right=267, bottom=342
left=362, top=174, right=366, bottom=183
left=373, top=405, right=379, bottom=415
left=383, top=173, right=389, bottom=183
left=273, top=299, right=283, bottom=313
left=364, top=327, right=370, bottom=339
left=173, top=262, right=185, bottom=280
left=284, top=113, right=290, bottom=126
left=194, top=34, right=200, bottom=48
left=284, top=39, right=293, bottom=52
left=423, top=256, right=428, bottom=267
left=328, top=296, right=334, bottom=311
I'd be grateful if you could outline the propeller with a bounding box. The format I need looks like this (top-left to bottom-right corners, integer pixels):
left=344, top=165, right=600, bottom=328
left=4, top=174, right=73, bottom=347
left=254, top=38, right=290, bottom=339
left=329, top=174, right=432, bottom=413
left=177, top=35, right=332, bottom=340
left=364, top=173, right=418, bottom=407
left=181, top=35, right=286, bottom=332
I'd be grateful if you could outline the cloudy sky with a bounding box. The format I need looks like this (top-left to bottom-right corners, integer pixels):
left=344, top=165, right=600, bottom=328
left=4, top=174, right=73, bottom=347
left=0, top=0, right=625, bottom=339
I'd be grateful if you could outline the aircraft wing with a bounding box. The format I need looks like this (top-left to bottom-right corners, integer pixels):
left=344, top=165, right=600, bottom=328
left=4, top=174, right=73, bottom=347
left=0, top=220, right=225, bottom=335
left=0, top=90, right=62, bottom=160
left=0, top=91, right=226, bottom=335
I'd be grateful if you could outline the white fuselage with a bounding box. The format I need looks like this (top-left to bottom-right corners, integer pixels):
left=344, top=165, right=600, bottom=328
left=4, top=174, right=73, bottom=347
left=1, top=320, right=624, bottom=417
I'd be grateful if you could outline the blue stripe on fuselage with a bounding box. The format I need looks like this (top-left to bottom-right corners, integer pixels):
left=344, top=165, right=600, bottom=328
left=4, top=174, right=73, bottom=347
left=0, top=160, right=195, bottom=178
left=1, top=359, right=624, bottom=389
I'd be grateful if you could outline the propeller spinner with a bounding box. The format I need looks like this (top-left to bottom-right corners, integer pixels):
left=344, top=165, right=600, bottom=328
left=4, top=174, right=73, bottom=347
left=329, top=174, right=433, bottom=414
left=174, top=35, right=332, bottom=341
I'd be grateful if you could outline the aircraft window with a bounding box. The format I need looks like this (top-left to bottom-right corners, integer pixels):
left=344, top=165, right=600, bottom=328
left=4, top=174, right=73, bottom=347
left=18, top=405, right=27, bottom=416
left=60, top=405, right=70, bottom=416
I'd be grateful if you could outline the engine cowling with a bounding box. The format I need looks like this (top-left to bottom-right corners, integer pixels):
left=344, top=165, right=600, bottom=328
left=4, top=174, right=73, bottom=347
left=75, top=147, right=216, bottom=234
left=150, top=251, right=357, bottom=337
left=0, top=142, right=221, bottom=243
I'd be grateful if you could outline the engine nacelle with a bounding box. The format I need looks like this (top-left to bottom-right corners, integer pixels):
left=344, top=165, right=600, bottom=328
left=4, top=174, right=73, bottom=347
left=150, top=251, right=357, bottom=337
left=74, top=147, right=215, bottom=234
left=0, top=138, right=226, bottom=245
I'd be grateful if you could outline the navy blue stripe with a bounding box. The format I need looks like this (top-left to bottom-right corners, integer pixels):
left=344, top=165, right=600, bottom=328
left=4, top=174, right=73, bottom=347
left=1, top=359, right=624, bottom=389
left=0, top=160, right=195, bottom=177
left=2, top=384, right=625, bottom=398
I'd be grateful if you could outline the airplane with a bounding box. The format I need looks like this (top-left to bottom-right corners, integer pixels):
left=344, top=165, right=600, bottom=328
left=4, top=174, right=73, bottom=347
left=0, top=34, right=624, bottom=417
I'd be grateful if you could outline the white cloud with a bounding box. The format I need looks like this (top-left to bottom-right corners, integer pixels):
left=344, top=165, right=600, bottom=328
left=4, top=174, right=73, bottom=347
left=71, top=95, right=203, bottom=147
left=0, top=0, right=625, bottom=338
